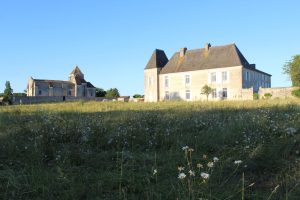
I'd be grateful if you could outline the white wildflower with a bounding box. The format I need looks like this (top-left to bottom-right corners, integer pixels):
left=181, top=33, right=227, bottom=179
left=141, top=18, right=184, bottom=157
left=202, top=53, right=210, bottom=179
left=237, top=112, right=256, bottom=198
left=153, top=169, right=157, bottom=175
left=197, top=163, right=203, bottom=168
left=189, top=170, right=195, bottom=177
left=286, top=127, right=297, bottom=135
left=200, top=172, right=210, bottom=179
left=207, top=162, right=214, bottom=168
left=178, top=172, right=186, bottom=180
left=182, top=146, right=189, bottom=151
left=234, top=160, right=243, bottom=165
left=213, top=157, right=219, bottom=162
left=178, top=166, right=185, bottom=171
left=188, top=148, right=194, bottom=152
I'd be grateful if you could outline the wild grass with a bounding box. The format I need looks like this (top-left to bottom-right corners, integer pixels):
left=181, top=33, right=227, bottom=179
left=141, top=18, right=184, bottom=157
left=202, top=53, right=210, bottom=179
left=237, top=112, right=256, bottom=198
left=0, top=99, right=300, bottom=199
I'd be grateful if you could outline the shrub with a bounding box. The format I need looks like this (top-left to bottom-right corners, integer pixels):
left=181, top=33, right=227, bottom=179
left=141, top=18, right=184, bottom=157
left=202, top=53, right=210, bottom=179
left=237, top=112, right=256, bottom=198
left=264, top=93, right=272, bottom=99
left=253, top=93, right=259, bottom=100
left=291, top=89, right=300, bottom=98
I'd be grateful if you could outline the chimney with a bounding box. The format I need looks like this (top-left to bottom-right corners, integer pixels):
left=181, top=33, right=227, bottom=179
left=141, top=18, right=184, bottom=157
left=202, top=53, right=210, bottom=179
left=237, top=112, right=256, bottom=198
left=205, top=43, right=211, bottom=51
left=180, top=47, right=187, bottom=57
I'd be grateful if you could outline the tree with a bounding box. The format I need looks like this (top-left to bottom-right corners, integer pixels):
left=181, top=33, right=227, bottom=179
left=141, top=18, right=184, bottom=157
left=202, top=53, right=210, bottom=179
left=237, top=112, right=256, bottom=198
left=201, top=84, right=212, bottom=101
left=3, top=81, right=13, bottom=104
left=283, top=55, right=300, bottom=86
left=105, top=88, right=120, bottom=98
left=133, top=94, right=143, bottom=98
left=96, top=88, right=107, bottom=97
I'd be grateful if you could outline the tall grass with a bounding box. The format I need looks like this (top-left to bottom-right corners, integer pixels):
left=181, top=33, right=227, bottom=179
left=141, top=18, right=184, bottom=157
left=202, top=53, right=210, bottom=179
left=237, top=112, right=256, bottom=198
left=0, top=99, right=300, bottom=199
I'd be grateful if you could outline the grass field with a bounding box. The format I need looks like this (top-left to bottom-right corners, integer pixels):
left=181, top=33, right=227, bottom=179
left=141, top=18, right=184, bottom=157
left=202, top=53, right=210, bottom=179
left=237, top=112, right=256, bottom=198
left=0, top=99, right=300, bottom=199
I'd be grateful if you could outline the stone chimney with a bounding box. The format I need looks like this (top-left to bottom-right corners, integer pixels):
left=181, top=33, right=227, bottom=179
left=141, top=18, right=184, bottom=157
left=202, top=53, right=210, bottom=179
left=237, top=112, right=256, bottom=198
left=205, top=43, right=211, bottom=51
left=180, top=47, right=187, bottom=57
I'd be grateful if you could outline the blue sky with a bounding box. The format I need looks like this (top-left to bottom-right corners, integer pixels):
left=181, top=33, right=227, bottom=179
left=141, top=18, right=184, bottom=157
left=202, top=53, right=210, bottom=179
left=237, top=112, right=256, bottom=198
left=0, top=0, right=299, bottom=95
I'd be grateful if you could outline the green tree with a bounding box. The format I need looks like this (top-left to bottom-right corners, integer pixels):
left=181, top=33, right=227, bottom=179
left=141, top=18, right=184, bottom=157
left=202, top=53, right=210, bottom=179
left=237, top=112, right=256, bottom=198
left=201, top=84, right=212, bottom=101
left=95, top=88, right=107, bottom=97
left=133, top=94, right=143, bottom=98
left=105, top=88, right=120, bottom=98
left=3, top=81, right=13, bottom=104
left=283, top=55, right=300, bottom=86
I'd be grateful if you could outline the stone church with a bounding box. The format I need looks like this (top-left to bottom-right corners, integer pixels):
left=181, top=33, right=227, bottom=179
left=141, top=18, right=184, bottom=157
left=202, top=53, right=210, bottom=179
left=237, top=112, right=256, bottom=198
left=27, top=66, right=96, bottom=97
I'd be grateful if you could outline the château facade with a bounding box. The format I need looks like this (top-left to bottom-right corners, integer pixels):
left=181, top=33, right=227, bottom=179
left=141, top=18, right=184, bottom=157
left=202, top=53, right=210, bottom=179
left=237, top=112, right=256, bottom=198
left=27, top=66, right=96, bottom=97
left=144, top=43, right=271, bottom=102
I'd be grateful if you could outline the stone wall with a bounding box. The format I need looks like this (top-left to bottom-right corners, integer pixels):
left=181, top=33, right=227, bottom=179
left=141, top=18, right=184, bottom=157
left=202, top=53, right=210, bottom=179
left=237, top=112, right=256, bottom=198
left=12, top=96, right=118, bottom=105
left=258, top=87, right=299, bottom=99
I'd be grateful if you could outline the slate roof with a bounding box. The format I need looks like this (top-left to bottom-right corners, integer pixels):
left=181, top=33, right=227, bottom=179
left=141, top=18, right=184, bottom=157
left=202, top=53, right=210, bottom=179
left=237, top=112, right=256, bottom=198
left=74, top=77, right=95, bottom=88
left=145, top=49, right=169, bottom=69
left=157, top=44, right=271, bottom=76
left=33, top=79, right=74, bottom=85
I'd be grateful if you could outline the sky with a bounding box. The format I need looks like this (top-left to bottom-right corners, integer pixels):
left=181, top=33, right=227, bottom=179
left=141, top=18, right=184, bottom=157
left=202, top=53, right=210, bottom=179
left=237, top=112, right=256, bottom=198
left=0, top=0, right=299, bottom=95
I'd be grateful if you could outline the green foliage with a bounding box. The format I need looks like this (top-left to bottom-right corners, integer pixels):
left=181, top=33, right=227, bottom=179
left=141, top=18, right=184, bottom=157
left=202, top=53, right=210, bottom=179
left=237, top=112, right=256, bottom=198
left=0, top=100, right=300, bottom=199
left=95, top=87, right=107, bottom=97
left=201, top=84, right=212, bottom=100
left=3, top=81, right=13, bottom=104
left=264, top=93, right=272, bottom=99
left=13, top=93, right=27, bottom=97
left=253, top=93, right=259, bottom=100
left=291, top=89, right=300, bottom=98
left=105, top=88, right=120, bottom=98
left=133, top=94, right=143, bottom=98
left=283, top=55, right=300, bottom=86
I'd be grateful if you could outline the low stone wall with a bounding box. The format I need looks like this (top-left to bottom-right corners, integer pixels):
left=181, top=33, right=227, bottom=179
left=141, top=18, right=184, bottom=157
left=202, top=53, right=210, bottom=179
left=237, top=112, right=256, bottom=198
left=241, top=88, right=254, bottom=100
left=12, top=96, right=118, bottom=105
left=258, top=87, right=299, bottom=99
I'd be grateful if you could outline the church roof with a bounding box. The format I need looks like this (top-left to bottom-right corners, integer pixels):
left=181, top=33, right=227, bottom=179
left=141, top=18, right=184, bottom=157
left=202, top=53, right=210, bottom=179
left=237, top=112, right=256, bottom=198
left=70, top=66, right=84, bottom=75
left=74, top=76, right=95, bottom=88
left=145, top=49, right=169, bottom=69
left=158, top=43, right=271, bottom=76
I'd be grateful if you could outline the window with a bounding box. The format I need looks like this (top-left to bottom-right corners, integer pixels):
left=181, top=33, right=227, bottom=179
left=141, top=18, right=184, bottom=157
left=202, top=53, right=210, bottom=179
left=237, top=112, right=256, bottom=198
left=246, top=71, right=250, bottom=81
left=68, top=90, right=72, bottom=96
left=185, top=90, right=190, bottom=100
left=212, top=89, right=217, bottom=98
left=165, top=91, right=169, bottom=100
left=164, top=76, right=169, bottom=88
left=38, top=90, right=42, bottom=95
left=222, top=71, right=227, bottom=82
left=211, top=72, right=216, bottom=83
left=222, top=88, right=227, bottom=99
left=185, top=74, right=190, bottom=85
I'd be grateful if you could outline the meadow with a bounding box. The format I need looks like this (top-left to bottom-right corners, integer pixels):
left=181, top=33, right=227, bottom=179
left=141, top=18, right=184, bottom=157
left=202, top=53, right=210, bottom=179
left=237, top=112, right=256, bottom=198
left=0, top=99, right=300, bottom=199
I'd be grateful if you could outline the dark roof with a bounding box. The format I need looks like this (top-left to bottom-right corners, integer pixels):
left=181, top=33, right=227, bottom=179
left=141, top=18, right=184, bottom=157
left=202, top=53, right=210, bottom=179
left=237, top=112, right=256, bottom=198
left=158, top=43, right=271, bottom=76
left=33, top=79, right=74, bottom=85
left=70, top=66, right=84, bottom=75
left=33, top=78, right=95, bottom=88
left=86, top=82, right=95, bottom=88
left=145, top=49, right=169, bottom=69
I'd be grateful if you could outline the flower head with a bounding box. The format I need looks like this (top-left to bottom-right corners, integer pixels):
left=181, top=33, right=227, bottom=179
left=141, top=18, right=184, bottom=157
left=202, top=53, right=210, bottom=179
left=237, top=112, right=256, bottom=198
left=200, top=172, right=210, bottom=179
left=207, top=161, right=214, bottom=168
left=213, top=157, right=219, bottom=162
left=234, top=160, right=243, bottom=165
left=197, top=163, right=203, bottom=168
left=189, top=170, right=195, bottom=177
left=182, top=146, right=189, bottom=151
left=178, top=166, right=185, bottom=171
left=178, top=172, right=186, bottom=180
left=153, top=169, right=157, bottom=175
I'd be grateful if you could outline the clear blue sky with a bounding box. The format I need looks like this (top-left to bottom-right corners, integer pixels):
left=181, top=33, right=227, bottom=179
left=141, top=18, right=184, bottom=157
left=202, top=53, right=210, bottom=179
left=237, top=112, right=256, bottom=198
left=1, top=0, right=299, bottom=95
